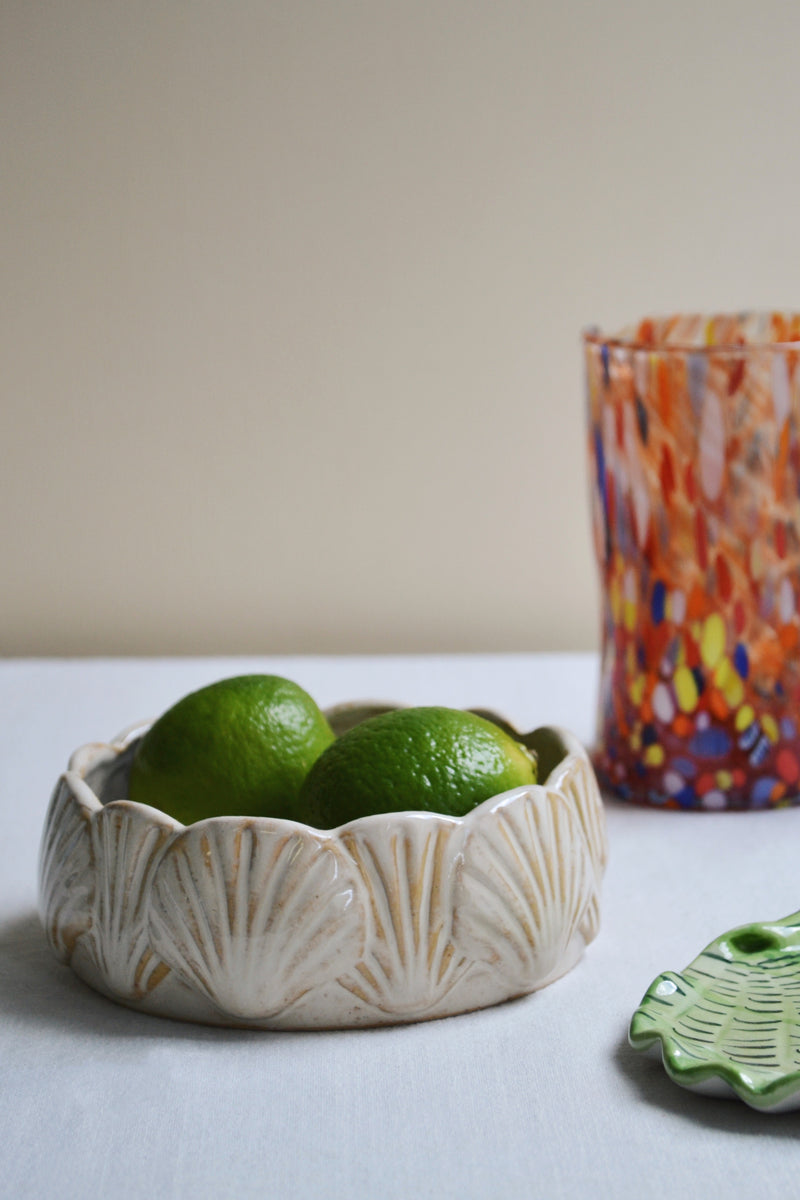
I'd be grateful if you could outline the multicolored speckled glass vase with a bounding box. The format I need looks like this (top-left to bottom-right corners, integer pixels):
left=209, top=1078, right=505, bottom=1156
left=585, top=313, right=800, bottom=810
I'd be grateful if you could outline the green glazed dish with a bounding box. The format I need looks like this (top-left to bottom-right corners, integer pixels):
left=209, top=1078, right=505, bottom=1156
left=629, top=911, right=800, bottom=1113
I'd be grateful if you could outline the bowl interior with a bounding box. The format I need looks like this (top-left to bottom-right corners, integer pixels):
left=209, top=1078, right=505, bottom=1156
left=81, top=707, right=571, bottom=812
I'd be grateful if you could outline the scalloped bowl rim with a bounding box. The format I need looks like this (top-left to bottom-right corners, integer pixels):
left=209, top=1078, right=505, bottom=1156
left=66, top=713, right=591, bottom=835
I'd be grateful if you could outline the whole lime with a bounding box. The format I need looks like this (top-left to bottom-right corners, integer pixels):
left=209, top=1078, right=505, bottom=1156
left=128, top=675, right=334, bottom=825
left=298, top=706, right=537, bottom=828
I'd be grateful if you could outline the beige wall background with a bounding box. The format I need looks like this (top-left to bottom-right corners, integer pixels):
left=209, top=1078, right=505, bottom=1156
left=3, top=1, right=800, bottom=656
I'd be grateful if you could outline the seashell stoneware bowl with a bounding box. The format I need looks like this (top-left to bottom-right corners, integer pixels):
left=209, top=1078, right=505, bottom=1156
left=39, top=706, right=607, bottom=1030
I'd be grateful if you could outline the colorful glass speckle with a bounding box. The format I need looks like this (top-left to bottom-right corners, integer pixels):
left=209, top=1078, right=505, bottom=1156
left=586, top=312, right=800, bottom=810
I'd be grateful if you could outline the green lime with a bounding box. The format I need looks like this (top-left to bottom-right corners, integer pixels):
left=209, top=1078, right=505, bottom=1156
left=128, top=674, right=334, bottom=825
left=298, top=706, right=537, bottom=827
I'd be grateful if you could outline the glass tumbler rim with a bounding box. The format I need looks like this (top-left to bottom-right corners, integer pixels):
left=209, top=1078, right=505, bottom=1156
left=583, top=312, right=800, bottom=356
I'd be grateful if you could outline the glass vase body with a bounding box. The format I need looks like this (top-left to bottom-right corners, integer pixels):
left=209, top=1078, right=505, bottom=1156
left=586, top=313, right=800, bottom=810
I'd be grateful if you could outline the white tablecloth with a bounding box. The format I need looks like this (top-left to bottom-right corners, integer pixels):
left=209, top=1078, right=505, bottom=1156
left=3, top=654, right=800, bottom=1199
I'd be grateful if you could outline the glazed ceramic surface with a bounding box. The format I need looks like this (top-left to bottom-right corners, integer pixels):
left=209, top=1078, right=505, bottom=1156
left=39, top=709, right=606, bottom=1030
left=630, top=911, right=800, bottom=1112
left=586, top=312, right=800, bottom=809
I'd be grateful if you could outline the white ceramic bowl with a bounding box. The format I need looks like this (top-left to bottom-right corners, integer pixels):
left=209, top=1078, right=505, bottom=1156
left=39, top=708, right=607, bottom=1029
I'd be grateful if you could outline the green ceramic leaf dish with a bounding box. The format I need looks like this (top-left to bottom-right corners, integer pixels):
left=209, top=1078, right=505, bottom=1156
left=629, top=911, right=800, bottom=1113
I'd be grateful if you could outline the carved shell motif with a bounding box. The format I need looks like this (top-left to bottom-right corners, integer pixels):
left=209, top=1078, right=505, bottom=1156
left=148, top=819, right=365, bottom=1020
left=543, top=749, right=608, bottom=945
left=38, top=775, right=98, bottom=962
left=82, top=801, right=176, bottom=1000
left=336, top=814, right=468, bottom=1016
left=456, top=786, right=595, bottom=993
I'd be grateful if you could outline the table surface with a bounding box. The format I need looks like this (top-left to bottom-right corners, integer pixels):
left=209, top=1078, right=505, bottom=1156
left=3, top=653, right=800, bottom=1200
